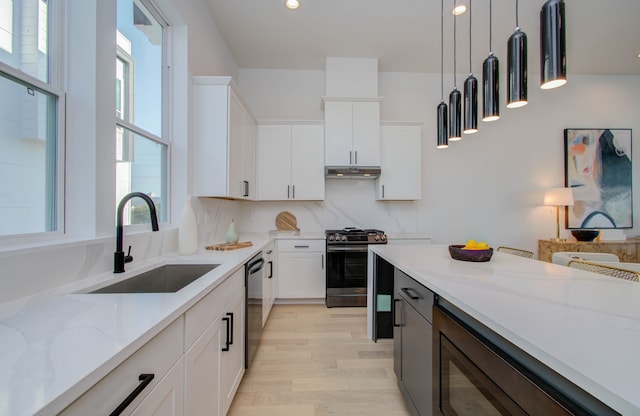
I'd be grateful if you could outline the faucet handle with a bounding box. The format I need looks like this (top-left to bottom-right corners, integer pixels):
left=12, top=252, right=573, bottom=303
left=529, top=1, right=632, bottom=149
left=125, top=245, right=133, bottom=264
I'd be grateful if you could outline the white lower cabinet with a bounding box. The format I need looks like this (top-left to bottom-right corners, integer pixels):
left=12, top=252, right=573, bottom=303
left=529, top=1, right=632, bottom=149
left=219, top=292, right=245, bottom=414
left=263, top=242, right=276, bottom=325
left=131, top=358, right=185, bottom=416
left=277, top=239, right=325, bottom=300
left=184, top=318, right=222, bottom=416
left=60, top=318, right=184, bottom=416
left=184, top=267, right=245, bottom=416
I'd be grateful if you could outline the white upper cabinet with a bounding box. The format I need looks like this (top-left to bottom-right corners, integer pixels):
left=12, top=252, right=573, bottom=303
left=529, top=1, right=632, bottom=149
left=324, top=100, right=381, bottom=167
left=257, top=123, right=324, bottom=201
left=193, top=76, right=256, bottom=199
left=375, top=124, right=422, bottom=201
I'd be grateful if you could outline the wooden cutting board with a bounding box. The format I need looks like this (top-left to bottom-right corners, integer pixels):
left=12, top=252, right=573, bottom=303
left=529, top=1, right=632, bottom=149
left=275, top=211, right=300, bottom=232
left=205, top=241, right=253, bottom=251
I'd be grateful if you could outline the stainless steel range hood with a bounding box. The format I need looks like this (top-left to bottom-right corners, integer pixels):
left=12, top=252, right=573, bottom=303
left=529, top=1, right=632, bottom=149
left=325, top=166, right=381, bottom=179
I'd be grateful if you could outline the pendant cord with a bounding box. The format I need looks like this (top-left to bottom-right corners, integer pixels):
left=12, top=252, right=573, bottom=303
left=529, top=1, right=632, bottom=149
left=468, top=0, right=472, bottom=73
left=440, top=0, right=444, bottom=101
left=489, top=0, right=493, bottom=53
left=515, top=0, right=519, bottom=29
left=453, top=0, right=457, bottom=87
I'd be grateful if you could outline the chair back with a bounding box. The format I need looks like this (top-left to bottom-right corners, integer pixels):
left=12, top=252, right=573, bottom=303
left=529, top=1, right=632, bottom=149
left=551, top=252, right=619, bottom=266
left=568, top=260, right=640, bottom=283
left=496, top=246, right=535, bottom=259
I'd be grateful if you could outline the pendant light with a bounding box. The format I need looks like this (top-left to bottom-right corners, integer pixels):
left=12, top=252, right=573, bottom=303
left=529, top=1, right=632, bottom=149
left=437, top=0, right=448, bottom=149
left=540, top=0, right=566, bottom=89
left=507, top=0, right=527, bottom=108
left=463, top=0, right=478, bottom=134
left=448, top=0, right=462, bottom=141
left=482, top=0, right=499, bottom=122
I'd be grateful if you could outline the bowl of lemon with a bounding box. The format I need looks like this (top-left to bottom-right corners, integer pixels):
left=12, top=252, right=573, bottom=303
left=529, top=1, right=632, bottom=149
left=449, top=240, right=493, bottom=262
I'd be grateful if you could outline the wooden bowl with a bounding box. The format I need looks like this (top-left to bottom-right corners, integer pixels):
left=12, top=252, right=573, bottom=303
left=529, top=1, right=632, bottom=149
left=448, top=245, right=493, bottom=262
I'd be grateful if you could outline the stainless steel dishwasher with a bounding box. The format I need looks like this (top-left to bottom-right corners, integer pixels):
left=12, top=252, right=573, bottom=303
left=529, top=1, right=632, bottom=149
left=245, top=251, right=264, bottom=368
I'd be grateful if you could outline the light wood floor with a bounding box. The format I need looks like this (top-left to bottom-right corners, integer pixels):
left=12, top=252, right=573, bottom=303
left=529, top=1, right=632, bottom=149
left=228, top=304, right=412, bottom=416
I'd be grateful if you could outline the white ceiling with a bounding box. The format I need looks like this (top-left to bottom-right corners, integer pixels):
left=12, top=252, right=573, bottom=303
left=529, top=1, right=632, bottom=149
left=203, top=0, right=640, bottom=76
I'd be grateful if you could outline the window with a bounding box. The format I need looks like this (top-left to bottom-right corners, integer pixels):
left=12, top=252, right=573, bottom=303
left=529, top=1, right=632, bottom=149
left=116, top=0, right=168, bottom=225
left=0, top=0, right=62, bottom=237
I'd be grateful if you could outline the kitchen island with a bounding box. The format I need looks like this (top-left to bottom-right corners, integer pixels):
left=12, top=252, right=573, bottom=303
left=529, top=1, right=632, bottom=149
left=369, top=244, right=640, bottom=416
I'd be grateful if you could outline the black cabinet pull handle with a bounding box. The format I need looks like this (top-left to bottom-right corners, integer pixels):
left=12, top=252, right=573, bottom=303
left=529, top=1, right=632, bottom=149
left=268, top=260, right=273, bottom=278
left=226, top=312, right=234, bottom=345
left=294, top=245, right=309, bottom=249
left=292, top=184, right=295, bottom=199
left=401, top=287, right=420, bottom=300
left=287, top=185, right=290, bottom=199
left=393, top=299, right=403, bottom=327
left=109, top=373, right=155, bottom=416
left=243, top=181, right=249, bottom=197
left=222, top=316, right=230, bottom=351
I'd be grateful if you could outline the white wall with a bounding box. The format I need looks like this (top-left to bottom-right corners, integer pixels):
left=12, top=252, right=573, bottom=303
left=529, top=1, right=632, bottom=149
left=229, top=68, right=640, bottom=253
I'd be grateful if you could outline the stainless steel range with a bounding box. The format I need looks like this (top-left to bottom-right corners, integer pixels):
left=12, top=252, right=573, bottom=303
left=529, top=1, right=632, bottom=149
left=325, top=227, right=387, bottom=307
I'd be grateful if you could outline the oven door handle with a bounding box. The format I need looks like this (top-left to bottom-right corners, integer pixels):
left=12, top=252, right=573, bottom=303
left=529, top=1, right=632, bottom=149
left=326, top=246, right=370, bottom=253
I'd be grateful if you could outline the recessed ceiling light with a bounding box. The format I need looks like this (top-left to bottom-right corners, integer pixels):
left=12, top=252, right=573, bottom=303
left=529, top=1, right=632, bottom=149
left=285, top=0, right=300, bottom=10
left=452, top=5, right=467, bottom=15
left=637, top=53, right=640, bottom=59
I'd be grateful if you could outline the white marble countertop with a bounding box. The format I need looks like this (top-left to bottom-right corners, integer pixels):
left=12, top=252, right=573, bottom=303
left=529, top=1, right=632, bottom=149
left=0, top=237, right=271, bottom=416
left=370, top=244, right=640, bottom=416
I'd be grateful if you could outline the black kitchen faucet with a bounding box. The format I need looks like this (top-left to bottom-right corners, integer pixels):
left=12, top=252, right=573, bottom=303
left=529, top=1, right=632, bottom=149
left=114, top=192, right=159, bottom=273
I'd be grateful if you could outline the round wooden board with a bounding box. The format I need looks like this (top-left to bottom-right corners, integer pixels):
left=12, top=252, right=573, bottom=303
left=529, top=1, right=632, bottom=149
left=275, top=211, right=300, bottom=231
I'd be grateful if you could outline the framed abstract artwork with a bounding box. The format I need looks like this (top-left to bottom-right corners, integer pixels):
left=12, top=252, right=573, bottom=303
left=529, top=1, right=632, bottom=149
left=564, top=128, right=633, bottom=229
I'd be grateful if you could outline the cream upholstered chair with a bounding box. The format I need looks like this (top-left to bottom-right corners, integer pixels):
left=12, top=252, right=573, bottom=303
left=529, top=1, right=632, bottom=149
left=496, top=246, right=535, bottom=259
left=568, top=260, right=640, bottom=283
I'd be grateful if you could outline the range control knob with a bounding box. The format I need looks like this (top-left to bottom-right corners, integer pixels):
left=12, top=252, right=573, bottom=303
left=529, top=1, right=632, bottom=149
left=341, top=235, right=347, bottom=241
left=381, top=235, right=387, bottom=241
left=328, top=235, right=334, bottom=241
left=374, top=235, right=380, bottom=241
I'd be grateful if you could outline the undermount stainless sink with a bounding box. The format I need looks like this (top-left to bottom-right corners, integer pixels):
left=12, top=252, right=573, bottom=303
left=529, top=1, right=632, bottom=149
left=87, top=264, right=220, bottom=294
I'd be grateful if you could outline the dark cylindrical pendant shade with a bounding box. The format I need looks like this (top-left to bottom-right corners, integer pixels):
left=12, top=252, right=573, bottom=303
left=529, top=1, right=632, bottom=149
left=507, top=29, right=528, bottom=108
left=463, top=74, right=478, bottom=134
left=540, top=0, right=566, bottom=89
left=437, top=101, right=448, bottom=148
left=449, top=89, right=462, bottom=140
left=482, top=53, right=499, bottom=122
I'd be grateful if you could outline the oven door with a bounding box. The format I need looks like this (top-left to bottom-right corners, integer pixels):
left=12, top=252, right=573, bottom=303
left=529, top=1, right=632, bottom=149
left=433, top=306, right=583, bottom=416
left=325, top=245, right=368, bottom=307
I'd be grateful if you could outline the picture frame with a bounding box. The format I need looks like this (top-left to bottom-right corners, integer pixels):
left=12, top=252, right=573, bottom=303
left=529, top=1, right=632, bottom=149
left=564, top=128, right=633, bottom=229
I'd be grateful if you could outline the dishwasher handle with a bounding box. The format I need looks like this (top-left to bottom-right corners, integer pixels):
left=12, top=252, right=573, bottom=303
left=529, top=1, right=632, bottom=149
left=247, top=258, right=264, bottom=274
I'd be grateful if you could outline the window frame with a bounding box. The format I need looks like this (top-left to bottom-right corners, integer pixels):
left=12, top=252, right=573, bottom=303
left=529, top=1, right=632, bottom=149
left=0, top=0, right=66, bottom=244
left=115, top=0, right=171, bottom=228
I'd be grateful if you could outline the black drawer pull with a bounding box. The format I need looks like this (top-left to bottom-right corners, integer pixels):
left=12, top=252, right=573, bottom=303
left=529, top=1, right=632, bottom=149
left=268, top=260, right=273, bottom=278
left=393, top=299, right=403, bottom=327
left=401, top=287, right=420, bottom=300
left=226, top=312, right=234, bottom=345
left=222, top=316, right=231, bottom=351
left=109, top=373, right=155, bottom=416
left=294, top=245, right=309, bottom=249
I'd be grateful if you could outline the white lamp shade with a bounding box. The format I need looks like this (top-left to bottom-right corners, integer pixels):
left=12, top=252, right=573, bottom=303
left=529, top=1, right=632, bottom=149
left=543, top=187, right=574, bottom=206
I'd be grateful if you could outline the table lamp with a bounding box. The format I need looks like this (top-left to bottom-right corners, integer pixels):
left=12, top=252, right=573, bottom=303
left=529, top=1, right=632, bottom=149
left=543, top=187, right=574, bottom=241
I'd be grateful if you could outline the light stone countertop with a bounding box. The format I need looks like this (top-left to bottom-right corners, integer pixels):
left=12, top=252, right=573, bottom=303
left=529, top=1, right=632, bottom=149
left=0, top=237, right=272, bottom=416
left=369, top=244, right=640, bottom=416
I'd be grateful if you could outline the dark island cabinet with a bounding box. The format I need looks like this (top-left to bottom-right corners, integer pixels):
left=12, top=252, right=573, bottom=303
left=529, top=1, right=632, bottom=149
left=393, top=268, right=434, bottom=416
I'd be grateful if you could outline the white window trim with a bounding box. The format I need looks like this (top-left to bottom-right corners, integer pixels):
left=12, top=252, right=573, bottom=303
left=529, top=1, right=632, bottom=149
left=0, top=0, right=66, bottom=247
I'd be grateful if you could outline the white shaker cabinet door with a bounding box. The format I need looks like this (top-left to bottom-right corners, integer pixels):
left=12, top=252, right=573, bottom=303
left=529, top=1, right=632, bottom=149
left=257, top=125, right=292, bottom=200
left=376, top=125, right=422, bottom=200
left=291, top=124, right=325, bottom=200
